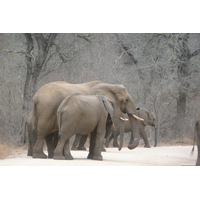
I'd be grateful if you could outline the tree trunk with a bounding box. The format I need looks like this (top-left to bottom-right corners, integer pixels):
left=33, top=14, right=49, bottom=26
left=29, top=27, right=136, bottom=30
left=21, top=33, right=58, bottom=142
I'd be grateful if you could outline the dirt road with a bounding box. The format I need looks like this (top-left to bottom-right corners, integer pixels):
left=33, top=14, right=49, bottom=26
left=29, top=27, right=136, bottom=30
left=0, top=145, right=197, bottom=166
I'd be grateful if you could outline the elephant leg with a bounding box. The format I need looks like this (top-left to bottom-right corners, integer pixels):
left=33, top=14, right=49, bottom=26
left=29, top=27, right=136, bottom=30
left=197, top=147, right=200, bottom=166
left=54, top=129, right=74, bottom=160
left=53, top=138, right=67, bottom=160
left=32, top=119, right=55, bottom=159
left=27, top=130, right=33, bottom=156
left=102, top=146, right=106, bottom=152
left=63, top=140, right=74, bottom=160
left=71, top=134, right=82, bottom=150
left=27, top=143, right=33, bottom=156
left=105, top=132, right=113, bottom=147
left=129, top=131, right=134, bottom=145
left=112, top=128, right=119, bottom=147
left=87, top=130, right=97, bottom=159
left=32, top=132, right=47, bottom=159
left=196, top=124, right=200, bottom=166
left=77, top=135, right=88, bottom=150
left=45, top=133, right=58, bottom=158
left=139, top=127, right=150, bottom=148
left=93, top=123, right=106, bottom=161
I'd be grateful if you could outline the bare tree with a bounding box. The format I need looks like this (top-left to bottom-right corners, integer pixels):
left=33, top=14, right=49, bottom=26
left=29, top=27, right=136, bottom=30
left=167, top=33, right=200, bottom=139
left=20, top=34, right=58, bottom=140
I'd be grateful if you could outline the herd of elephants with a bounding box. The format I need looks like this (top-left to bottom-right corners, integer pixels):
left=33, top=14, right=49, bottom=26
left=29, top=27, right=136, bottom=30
left=25, top=80, right=200, bottom=165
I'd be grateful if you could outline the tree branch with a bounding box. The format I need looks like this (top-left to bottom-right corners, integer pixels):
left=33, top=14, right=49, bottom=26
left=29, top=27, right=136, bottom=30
left=73, top=33, right=92, bottom=43
left=114, top=33, right=138, bottom=65
left=1, top=48, right=26, bottom=55
left=189, top=49, right=200, bottom=58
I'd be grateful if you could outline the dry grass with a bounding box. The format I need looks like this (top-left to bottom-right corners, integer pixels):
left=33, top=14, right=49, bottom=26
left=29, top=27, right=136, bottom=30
left=0, top=143, right=12, bottom=159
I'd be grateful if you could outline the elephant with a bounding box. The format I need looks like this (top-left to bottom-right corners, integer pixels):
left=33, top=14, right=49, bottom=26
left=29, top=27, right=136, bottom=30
left=105, top=108, right=156, bottom=148
left=31, top=80, right=143, bottom=158
left=25, top=113, right=58, bottom=158
left=53, top=94, right=114, bottom=160
left=192, top=112, right=200, bottom=166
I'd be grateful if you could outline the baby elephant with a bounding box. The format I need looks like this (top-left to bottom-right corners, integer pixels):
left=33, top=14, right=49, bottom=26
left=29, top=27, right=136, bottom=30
left=106, top=108, right=156, bottom=148
left=53, top=94, right=114, bottom=161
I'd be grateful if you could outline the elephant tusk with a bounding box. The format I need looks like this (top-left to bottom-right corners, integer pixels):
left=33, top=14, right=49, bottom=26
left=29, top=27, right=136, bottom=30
left=131, top=114, right=144, bottom=121
left=120, top=117, right=129, bottom=121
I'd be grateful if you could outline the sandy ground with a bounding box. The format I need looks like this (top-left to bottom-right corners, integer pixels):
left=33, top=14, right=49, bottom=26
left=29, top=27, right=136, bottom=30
left=0, top=145, right=197, bottom=166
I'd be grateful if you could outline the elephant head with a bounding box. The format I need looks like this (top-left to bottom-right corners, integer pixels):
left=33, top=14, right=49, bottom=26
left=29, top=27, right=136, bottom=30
left=91, top=83, right=143, bottom=150
left=137, top=108, right=156, bottom=127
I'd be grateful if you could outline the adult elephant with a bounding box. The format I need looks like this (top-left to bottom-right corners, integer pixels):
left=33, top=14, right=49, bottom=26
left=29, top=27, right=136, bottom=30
left=32, top=81, right=142, bottom=158
left=106, top=108, right=156, bottom=148
left=54, top=94, right=114, bottom=160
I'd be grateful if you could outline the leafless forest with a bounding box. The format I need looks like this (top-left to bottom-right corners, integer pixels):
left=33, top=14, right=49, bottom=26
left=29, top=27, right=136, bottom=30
left=1, top=33, right=200, bottom=148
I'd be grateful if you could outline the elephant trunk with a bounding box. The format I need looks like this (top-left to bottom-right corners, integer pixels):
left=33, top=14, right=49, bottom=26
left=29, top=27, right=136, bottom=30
left=127, top=114, right=140, bottom=150
left=118, top=119, right=125, bottom=151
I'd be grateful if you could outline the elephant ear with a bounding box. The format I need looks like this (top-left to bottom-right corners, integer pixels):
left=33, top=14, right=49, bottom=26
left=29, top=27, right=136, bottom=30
left=91, top=83, right=122, bottom=102
left=101, top=96, right=114, bottom=122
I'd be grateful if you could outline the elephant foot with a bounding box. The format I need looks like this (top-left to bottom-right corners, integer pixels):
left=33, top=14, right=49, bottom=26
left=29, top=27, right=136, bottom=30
left=27, top=151, right=32, bottom=156
left=127, top=138, right=139, bottom=150
left=65, top=154, right=74, bottom=160
left=53, top=154, right=66, bottom=160
left=102, top=147, right=106, bottom=152
left=48, top=153, right=54, bottom=158
left=77, top=146, right=87, bottom=151
left=144, top=144, right=151, bottom=148
left=71, top=147, right=78, bottom=150
left=92, top=155, right=103, bottom=161
left=113, top=143, right=119, bottom=147
left=32, top=152, right=47, bottom=159
left=87, top=153, right=93, bottom=159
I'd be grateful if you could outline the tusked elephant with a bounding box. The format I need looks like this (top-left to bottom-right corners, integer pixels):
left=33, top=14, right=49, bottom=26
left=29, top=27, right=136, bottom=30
left=53, top=94, right=114, bottom=161
left=31, top=81, right=143, bottom=158
left=191, top=112, right=200, bottom=166
left=105, top=108, right=157, bottom=148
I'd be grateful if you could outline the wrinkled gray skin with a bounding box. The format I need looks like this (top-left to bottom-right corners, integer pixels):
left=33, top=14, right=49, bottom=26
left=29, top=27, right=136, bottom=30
left=193, top=112, right=200, bottom=166
left=105, top=108, right=156, bottom=148
left=53, top=94, right=114, bottom=161
left=32, top=81, right=141, bottom=159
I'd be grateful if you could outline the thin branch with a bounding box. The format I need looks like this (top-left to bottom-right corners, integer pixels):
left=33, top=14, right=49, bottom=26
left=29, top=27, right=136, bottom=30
left=1, top=48, right=26, bottom=55
left=73, top=33, right=92, bottom=43
left=189, top=49, right=200, bottom=58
